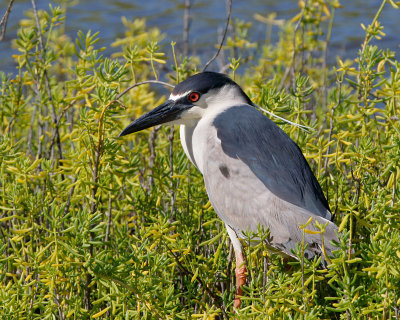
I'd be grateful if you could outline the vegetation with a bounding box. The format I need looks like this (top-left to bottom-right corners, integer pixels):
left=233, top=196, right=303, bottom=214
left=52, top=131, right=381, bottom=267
left=1, top=0, right=400, bottom=318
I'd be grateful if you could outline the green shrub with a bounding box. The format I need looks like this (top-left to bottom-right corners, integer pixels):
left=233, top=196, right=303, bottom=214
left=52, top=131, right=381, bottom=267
left=0, top=1, right=399, bottom=319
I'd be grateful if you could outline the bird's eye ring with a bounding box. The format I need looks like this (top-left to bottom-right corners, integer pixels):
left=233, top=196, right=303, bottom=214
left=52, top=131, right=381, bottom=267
left=189, top=92, right=200, bottom=102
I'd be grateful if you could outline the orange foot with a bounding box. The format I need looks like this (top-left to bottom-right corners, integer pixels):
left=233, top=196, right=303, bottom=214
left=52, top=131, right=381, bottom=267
left=234, top=252, right=247, bottom=309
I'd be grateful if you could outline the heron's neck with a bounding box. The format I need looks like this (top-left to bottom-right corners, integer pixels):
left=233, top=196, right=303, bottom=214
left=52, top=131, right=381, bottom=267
left=180, top=124, right=199, bottom=170
left=179, top=112, right=218, bottom=174
left=203, top=85, right=250, bottom=114
left=178, top=85, right=251, bottom=173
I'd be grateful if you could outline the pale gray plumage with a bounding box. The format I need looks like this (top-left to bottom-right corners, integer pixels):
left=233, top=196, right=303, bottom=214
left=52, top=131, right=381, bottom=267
left=119, top=71, right=338, bottom=264
left=204, top=105, right=337, bottom=259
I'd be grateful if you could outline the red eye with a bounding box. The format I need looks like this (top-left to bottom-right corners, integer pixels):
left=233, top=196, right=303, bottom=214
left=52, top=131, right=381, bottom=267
left=189, top=92, right=200, bottom=102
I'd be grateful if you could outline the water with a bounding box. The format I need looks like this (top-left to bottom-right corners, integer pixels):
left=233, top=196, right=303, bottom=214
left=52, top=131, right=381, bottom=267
left=0, top=0, right=399, bottom=75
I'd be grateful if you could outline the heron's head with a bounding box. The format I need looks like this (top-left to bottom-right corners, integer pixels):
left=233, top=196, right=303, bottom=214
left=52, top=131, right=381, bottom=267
left=119, top=71, right=252, bottom=137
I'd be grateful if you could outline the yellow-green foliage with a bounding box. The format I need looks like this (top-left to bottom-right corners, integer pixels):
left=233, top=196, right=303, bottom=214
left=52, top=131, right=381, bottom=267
left=1, top=1, right=400, bottom=319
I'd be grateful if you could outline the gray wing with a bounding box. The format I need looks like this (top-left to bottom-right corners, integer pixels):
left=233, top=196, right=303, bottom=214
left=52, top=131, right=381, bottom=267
left=203, top=105, right=338, bottom=258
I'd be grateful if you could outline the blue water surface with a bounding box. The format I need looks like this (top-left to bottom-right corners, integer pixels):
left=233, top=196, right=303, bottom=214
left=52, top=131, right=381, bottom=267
left=0, top=0, right=399, bottom=75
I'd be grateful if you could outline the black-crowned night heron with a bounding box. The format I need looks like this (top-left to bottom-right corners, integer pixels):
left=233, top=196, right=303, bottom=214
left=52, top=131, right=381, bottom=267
left=119, top=72, right=338, bottom=308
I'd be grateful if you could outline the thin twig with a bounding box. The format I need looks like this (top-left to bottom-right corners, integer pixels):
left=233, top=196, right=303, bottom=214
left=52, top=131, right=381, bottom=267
left=290, top=0, right=307, bottom=89
left=85, top=99, right=117, bottom=311
left=31, top=0, right=63, bottom=162
left=105, top=185, right=112, bottom=244
left=202, top=0, right=232, bottom=72
left=168, top=126, right=176, bottom=220
left=0, top=0, right=14, bottom=41
left=183, top=0, right=191, bottom=57
left=36, top=102, right=44, bottom=162
left=166, top=245, right=229, bottom=319
left=216, top=27, right=227, bottom=72
left=360, top=0, right=388, bottom=56
left=116, top=80, right=174, bottom=100
left=323, top=75, right=343, bottom=173
left=63, top=176, right=78, bottom=216
left=26, top=104, right=37, bottom=157
left=47, top=99, right=78, bottom=156
left=322, top=7, right=335, bottom=108
left=278, top=0, right=307, bottom=90
left=147, top=126, right=159, bottom=189
left=262, top=251, right=268, bottom=303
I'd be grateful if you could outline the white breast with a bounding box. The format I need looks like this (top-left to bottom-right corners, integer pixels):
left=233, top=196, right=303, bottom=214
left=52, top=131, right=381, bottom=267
left=179, top=115, right=218, bottom=174
left=179, top=124, right=198, bottom=170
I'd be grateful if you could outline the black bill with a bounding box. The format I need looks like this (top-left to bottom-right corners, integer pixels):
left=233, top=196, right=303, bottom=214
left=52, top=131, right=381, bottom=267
left=119, top=100, right=188, bottom=137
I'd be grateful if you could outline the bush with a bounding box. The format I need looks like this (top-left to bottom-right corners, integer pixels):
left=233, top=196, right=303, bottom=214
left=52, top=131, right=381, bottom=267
left=0, top=1, right=399, bottom=319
